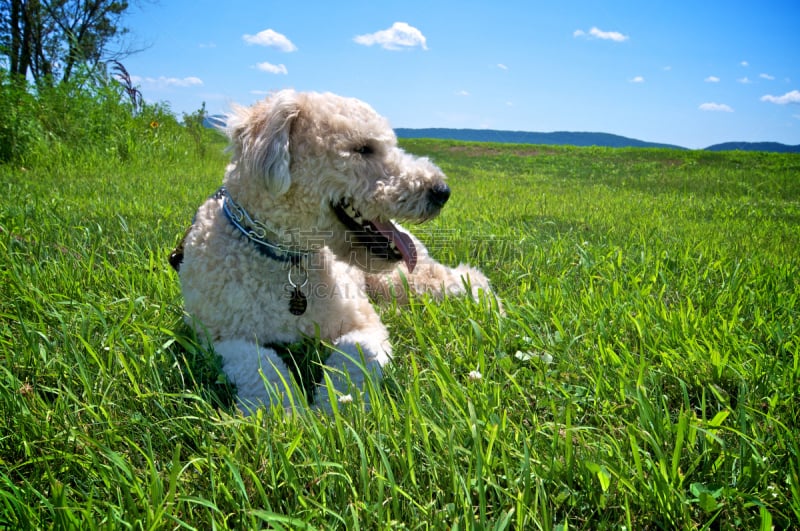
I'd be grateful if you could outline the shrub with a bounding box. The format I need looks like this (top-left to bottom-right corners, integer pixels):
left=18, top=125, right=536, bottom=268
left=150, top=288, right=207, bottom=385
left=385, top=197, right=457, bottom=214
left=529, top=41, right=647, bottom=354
left=0, top=70, right=44, bottom=163
left=0, top=65, right=222, bottom=167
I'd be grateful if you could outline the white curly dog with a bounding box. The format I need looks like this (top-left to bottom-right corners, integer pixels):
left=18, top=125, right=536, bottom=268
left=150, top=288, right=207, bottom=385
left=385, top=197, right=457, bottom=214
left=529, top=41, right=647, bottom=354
left=171, top=90, right=495, bottom=413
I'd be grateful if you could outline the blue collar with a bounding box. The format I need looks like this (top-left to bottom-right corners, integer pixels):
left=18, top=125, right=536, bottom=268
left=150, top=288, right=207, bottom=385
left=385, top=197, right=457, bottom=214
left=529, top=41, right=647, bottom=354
left=218, top=187, right=306, bottom=264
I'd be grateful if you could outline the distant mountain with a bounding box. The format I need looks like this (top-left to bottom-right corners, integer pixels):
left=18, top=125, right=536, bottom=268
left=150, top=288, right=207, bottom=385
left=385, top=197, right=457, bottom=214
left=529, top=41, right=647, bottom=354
left=395, top=128, right=687, bottom=150
left=395, top=128, right=800, bottom=153
left=703, top=141, right=800, bottom=153
left=200, top=120, right=798, bottom=154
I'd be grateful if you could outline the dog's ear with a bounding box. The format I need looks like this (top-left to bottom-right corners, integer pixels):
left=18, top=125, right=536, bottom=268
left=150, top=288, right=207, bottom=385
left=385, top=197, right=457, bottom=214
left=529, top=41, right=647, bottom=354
left=228, top=90, right=300, bottom=195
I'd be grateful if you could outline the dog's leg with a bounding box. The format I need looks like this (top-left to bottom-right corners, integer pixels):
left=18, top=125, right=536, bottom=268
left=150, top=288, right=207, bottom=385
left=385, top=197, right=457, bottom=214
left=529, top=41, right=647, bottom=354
left=315, top=326, right=392, bottom=412
left=367, top=261, right=494, bottom=303
left=213, top=339, right=301, bottom=414
left=366, top=230, right=496, bottom=304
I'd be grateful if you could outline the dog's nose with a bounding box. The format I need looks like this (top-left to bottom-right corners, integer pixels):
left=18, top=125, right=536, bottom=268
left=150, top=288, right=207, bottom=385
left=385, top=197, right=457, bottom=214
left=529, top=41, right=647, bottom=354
left=428, top=183, right=451, bottom=208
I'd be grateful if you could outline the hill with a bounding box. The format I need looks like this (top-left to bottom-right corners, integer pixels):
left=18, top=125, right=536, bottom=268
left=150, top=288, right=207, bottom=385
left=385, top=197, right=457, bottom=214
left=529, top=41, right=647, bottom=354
left=395, top=128, right=800, bottom=153
left=395, top=128, right=687, bottom=150
left=704, top=141, right=800, bottom=153
left=200, top=121, right=799, bottom=154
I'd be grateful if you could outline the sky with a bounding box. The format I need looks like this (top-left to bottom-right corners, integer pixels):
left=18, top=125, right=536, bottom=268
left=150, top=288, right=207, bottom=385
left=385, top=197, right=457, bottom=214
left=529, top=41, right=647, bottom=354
left=119, top=0, right=800, bottom=149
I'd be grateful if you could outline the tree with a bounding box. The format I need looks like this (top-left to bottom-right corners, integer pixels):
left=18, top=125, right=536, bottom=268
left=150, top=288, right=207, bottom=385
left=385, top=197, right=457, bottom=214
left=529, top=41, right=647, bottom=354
left=0, top=0, right=130, bottom=85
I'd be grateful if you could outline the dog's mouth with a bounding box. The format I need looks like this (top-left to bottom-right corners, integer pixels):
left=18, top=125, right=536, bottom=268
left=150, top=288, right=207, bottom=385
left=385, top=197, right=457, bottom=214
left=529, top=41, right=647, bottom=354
left=332, top=199, right=417, bottom=272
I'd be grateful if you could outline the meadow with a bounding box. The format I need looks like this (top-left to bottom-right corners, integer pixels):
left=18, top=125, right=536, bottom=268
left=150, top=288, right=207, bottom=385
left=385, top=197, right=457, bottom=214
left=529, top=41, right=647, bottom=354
left=1, top=91, right=798, bottom=528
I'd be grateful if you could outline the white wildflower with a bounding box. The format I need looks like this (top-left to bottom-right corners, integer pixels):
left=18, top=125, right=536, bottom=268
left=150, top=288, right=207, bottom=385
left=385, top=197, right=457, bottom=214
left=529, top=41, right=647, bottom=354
left=468, top=370, right=482, bottom=381
left=337, top=394, right=353, bottom=405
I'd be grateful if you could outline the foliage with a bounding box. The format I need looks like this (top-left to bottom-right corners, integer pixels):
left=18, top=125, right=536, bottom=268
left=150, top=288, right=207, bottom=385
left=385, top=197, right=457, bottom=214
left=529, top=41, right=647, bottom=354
left=0, top=102, right=798, bottom=528
left=0, top=68, right=42, bottom=162
left=0, top=66, right=221, bottom=165
left=109, top=59, right=142, bottom=114
left=0, top=0, right=130, bottom=85
left=183, top=101, right=212, bottom=159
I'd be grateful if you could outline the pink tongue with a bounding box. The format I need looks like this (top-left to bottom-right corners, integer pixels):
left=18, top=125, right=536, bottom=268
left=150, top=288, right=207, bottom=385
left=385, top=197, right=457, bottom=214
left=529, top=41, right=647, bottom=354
left=371, top=220, right=417, bottom=272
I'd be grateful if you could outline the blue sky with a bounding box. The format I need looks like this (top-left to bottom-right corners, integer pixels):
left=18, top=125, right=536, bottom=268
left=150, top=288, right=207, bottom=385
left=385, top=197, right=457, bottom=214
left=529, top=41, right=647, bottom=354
left=121, top=1, right=800, bottom=149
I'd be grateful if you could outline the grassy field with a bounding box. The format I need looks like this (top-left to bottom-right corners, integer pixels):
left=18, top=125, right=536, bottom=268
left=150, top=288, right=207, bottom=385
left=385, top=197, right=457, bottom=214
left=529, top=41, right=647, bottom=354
left=1, top=135, right=798, bottom=529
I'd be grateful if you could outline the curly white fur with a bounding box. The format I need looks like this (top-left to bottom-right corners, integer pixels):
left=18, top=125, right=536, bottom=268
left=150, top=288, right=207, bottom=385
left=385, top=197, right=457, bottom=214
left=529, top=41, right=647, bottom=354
left=176, top=90, right=497, bottom=413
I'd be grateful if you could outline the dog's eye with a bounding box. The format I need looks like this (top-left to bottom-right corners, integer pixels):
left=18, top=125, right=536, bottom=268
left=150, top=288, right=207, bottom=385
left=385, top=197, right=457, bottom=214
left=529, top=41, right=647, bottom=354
left=353, top=144, right=374, bottom=156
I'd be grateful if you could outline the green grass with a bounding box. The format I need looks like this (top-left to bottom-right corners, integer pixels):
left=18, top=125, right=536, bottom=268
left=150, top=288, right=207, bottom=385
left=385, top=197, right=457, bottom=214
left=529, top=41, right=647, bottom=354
left=1, top=137, right=798, bottom=529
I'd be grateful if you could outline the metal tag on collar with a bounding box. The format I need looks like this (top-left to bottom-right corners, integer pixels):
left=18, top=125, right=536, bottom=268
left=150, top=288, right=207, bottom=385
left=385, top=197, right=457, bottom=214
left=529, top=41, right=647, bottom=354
left=287, top=262, right=309, bottom=316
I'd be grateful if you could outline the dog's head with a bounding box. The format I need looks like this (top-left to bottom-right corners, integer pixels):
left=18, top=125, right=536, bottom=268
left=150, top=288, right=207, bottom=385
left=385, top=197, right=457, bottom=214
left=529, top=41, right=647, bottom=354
left=224, top=90, right=450, bottom=273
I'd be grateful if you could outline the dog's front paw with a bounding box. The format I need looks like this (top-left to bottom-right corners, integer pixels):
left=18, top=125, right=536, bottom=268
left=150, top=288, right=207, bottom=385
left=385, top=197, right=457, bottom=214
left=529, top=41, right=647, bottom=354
left=451, top=264, right=504, bottom=313
left=314, top=329, right=391, bottom=413
left=451, top=264, right=490, bottom=295
left=214, top=339, right=300, bottom=415
left=314, top=349, right=381, bottom=413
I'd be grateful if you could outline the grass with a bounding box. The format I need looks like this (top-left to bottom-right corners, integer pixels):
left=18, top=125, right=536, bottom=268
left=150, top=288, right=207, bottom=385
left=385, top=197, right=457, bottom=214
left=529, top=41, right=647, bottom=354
left=1, top=135, right=798, bottom=529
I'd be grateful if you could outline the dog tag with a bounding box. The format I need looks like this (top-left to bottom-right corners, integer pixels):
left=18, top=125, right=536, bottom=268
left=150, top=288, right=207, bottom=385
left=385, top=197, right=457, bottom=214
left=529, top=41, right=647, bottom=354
left=289, top=287, right=307, bottom=315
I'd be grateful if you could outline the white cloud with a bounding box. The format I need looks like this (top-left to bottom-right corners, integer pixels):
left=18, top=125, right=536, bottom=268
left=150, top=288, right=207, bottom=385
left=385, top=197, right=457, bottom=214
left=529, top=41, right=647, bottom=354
left=131, top=76, right=203, bottom=88
left=760, top=90, right=800, bottom=105
left=738, top=77, right=752, bottom=84
left=255, top=62, right=288, bottom=75
left=353, top=22, right=427, bottom=51
left=699, top=102, right=734, bottom=112
left=574, top=27, right=629, bottom=42
left=705, top=76, right=720, bottom=83
left=243, top=29, right=297, bottom=52
left=741, top=61, right=749, bottom=67
left=759, top=73, right=775, bottom=81
left=198, top=42, right=216, bottom=49
left=629, top=76, right=645, bottom=83
left=455, top=90, right=470, bottom=96
left=172, top=76, right=203, bottom=87
left=497, top=63, right=508, bottom=70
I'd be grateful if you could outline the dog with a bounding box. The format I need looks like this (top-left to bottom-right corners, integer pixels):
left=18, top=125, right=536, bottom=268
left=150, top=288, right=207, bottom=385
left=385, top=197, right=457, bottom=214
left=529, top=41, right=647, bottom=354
left=170, top=90, right=495, bottom=413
